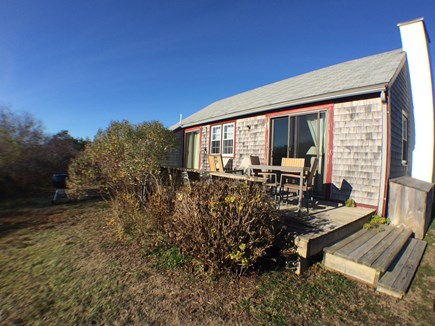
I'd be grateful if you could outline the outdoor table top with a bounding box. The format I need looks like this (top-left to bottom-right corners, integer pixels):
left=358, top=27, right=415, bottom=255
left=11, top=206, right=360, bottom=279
left=209, top=172, right=268, bottom=183
left=247, top=164, right=309, bottom=174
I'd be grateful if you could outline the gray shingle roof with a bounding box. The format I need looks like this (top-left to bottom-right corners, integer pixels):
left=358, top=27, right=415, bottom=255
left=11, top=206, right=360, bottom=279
left=177, top=49, right=405, bottom=128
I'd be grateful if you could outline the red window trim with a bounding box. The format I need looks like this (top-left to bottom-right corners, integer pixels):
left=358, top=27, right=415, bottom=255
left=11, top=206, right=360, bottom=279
left=265, top=103, right=333, bottom=119
left=264, top=104, right=333, bottom=162
left=185, top=126, right=201, bottom=132
left=209, top=120, right=237, bottom=158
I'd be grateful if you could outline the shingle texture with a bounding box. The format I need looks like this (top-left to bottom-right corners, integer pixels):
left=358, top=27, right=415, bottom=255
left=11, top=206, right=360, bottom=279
left=179, top=49, right=405, bottom=127
left=331, top=98, right=383, bottom=206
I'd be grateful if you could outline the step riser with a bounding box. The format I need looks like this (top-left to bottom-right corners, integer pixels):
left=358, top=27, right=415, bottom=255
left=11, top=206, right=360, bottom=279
left=323, top=252, right=381, bottom=286
left=298, top=213, right=372, bottom=258
left=377, top=285, right=405, bottom=299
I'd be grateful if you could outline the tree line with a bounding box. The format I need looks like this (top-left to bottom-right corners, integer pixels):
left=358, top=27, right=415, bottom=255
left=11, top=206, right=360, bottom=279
left=0, top=106, right=88, bottom=196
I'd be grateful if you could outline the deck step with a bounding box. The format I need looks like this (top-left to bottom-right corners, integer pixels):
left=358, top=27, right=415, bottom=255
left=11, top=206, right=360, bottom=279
left=377, top=238, right=427, bottom=299
left=323, top=225, right=412, bottom=286
left=296, top=207, right=374, bottom=258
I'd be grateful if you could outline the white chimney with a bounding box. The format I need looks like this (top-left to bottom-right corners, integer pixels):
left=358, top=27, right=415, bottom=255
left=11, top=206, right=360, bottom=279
left=398, top=18, right=434, bottom=183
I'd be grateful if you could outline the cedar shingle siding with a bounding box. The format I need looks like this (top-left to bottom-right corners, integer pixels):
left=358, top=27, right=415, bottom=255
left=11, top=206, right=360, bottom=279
left=235, top=116, right=266, bottom=167
left=198, top=116, right=266, bottom=170
left=331, top=98, right=383, bottom=206
left=201, top=126, right=210, bottom=170
left=389, top=63, right=413, bottom=179
left=164, top=130, right=183, bottom=167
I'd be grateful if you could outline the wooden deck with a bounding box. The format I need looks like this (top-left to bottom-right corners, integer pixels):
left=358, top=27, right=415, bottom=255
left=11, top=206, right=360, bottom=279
left=280, top=204, right=375, bottom=259
left=278, top=202, right=375, bottom=274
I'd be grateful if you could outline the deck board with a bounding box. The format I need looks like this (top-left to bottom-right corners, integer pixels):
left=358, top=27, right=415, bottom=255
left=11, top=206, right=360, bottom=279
left=324, top=226, right=411, bottom=272
left=359, top=227, right=403, bottom=266
left=377, top=238, right=427, bottom=298
left=351, top=227, right=395, bottom=262
left=336, top=230, right=377, bottom=257
left=378, top=239, right=415, bottom=287
left=280, top=204, right=375, bottom=258
left=371, top=228, right=413, bottom=272
left=295, top=207, right=374, bottom=240
left=324, top=229, right=368, bottom=253
left=392, top=240, right=426, bottom=290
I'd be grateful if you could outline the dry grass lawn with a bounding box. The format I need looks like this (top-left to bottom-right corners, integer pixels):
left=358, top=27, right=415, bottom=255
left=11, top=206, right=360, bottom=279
left=0, top=195, right=434, bottom=325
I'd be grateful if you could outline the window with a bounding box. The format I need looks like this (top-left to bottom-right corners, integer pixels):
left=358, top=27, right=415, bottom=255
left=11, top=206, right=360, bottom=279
left=222, top=123, right=234, bottom=155
left=210, top=123, right=235, bottom=156
left=402, top=113, right=408, bottom=164
left=211, top=125, right=221, bottom=154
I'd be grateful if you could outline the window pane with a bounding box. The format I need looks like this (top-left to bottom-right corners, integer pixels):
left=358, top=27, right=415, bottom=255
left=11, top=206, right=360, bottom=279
left=402, top=141, right=408, bottom=161
left=211, top=140, right=220, bottom=154
left=222, top=123, right=234, bottom=155
left=212, top=126, right=221, bottom=141
left=223, top=139, right=233, bottom=154
left=402, top=115, right=408, bottom=162
left=223, top=124, right=234, bottom=140
left=403, top=119, right=408, bottom=139
left=271, top=117, right=289, bottom=166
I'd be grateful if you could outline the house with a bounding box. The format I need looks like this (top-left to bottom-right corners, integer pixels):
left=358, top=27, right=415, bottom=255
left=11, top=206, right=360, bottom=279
left=168, top=18, right=434, bottom=216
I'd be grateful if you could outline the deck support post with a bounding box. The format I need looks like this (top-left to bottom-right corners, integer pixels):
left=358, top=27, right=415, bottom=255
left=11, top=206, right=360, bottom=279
left=295, top=256, right=308, bottom=275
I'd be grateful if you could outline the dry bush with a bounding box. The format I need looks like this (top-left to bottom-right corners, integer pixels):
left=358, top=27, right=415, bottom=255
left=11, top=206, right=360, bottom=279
left=146, top=181, right=176, bottom=232
left=68, top=121, right=176, bottom=239
left=169, top=179, right=279, bottom=275
left=104, top=175, right=178, bottom=240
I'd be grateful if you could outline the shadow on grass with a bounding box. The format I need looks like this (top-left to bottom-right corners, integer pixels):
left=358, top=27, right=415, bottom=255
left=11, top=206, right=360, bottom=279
left=0, top=194, right=104, bottom=238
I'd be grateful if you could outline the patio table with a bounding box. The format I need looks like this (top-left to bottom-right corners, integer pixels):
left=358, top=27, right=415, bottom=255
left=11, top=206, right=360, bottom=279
left=209, top=172, right=268, bottom=183
left=247, top=164, right=309, bottom=211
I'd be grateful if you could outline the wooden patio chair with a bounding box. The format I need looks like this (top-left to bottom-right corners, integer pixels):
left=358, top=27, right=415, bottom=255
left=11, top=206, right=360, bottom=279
left=280, top=158, right=319, bottom=213
left=281, top=158, right=305, bottom=171
left=208, top=155, right=242, bottom=174
left=208, top=155, right=218, bottom=172
left=249, top=155, right=278, bottom=197
left=216, top=155, right=225, bottom=173
left=278, top=157, right=305, bottom=204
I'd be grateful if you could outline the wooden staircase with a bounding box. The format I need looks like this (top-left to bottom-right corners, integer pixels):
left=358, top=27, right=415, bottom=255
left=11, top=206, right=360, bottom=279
left=377, top=238, right=427, bottom=298
left=323, top=225, right=427, bottom=299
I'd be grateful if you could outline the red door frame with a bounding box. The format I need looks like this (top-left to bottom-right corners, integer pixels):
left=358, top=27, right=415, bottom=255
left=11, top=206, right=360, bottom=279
left=184, top=126, right=202, bottom=169
left=265, top=104, right=334, bottom=199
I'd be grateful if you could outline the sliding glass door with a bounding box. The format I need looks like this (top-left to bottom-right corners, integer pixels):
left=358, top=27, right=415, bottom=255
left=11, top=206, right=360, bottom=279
left=270, top=111, right=327, bottom=194
left=271, top=116, right=290, bottom=165
left=184, top=130, right=200, bottom=169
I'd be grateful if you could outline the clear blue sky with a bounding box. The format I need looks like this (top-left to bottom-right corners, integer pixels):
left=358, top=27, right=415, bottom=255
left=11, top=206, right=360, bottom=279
left=1, top=0, right=434, bottom=139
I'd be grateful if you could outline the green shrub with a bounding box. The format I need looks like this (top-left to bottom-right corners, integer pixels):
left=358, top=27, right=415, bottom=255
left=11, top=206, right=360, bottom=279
left=363, top=214, right=390, bottom=232
left=168, top=179, right=279, bottom=275
left=345, top=198, right=356, bottom=207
